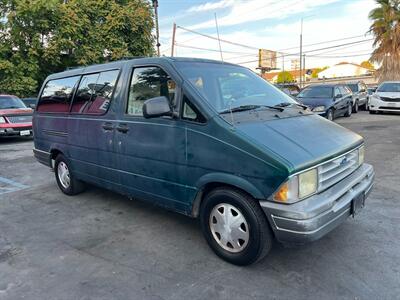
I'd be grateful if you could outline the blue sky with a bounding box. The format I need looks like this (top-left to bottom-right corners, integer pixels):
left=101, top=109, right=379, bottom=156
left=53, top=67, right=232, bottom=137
left=157, top=0, right=376, bottom=70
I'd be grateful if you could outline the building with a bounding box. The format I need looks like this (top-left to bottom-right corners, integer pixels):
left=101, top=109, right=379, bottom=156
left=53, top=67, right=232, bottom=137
left=262, top=69, right=317, bottom=83
left=317, top=62, right=373, bottom=79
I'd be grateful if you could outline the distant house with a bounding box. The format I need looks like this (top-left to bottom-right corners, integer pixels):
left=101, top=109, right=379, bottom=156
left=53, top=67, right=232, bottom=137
left=317, top=62, right=373, bottom=79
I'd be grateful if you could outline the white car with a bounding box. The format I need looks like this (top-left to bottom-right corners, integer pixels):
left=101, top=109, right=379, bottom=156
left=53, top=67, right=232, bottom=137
left=369, top=81, right=400, bottom=114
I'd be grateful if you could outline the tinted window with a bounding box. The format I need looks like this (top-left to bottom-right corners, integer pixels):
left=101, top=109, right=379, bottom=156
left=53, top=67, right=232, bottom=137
left=298, top=86, right=333, bottom=98
left=339, top=86, right=349, bottom=95
left=377, top=82, right=400, bottom=92
left=0, top=96, right=26, bottom=109
left=71, top=73, right=99, bottom=113
left=182, top=95, right=206, bottom=123
left=334, top=87, right=341, bottom=97
left=127, top=67, right=176, bottom=116
left=71, top=70, right=119, bottom=114
left=38, top=76, right=80, bottom=113
left=175, top=62, right=295, bottom=113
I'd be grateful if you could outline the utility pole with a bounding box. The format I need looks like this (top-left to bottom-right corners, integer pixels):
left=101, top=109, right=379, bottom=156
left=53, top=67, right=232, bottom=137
left=171, top=23, right=176, bottom=57
left=214, top=13, right=223, bottom=62
left=299, top=18, right=303, bottom=88
left=303, top=54, right=306, bottom=85
left=282, top=53, right=285, bottom=73
left=152, top=0, right=160, bottom=56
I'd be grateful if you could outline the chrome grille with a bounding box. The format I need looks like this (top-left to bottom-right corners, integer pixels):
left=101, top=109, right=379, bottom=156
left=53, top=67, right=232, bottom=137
left=318, top=149, right=359, bottom=191
left=6, top=115, right=32, bottom=123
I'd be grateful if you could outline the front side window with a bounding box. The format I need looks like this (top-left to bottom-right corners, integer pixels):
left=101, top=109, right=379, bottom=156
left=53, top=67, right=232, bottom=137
left=71, top=70, right=119, bottom=114
left=347, top=84, right=358, bottom=93
left=127, top=66, right=176, bottom=116
left=0, top=96, right=26, bottom=109
left=175, top=62, right=295, bottom=113
left=37, top=76, right=80, bottom=113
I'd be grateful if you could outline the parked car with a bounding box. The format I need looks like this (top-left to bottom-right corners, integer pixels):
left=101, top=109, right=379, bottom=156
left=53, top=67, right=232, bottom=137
left=346, top=81, right=368, bottom=112
left=369, top=81, right=400, bottom=114
left=22, top=97, right=37, bottom=109
left=275, top=83, right=301, bottom=97
left=0, top=94, right=33, bottom=137
left=33, top=58, right=374, bottom=265
left=366, top=86, right=377, bottom=110
left=296, top=84, right=353, bottom=121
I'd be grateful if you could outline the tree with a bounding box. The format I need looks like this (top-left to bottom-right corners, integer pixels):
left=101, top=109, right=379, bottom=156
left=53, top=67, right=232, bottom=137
left=369, top=0, right=400, bottom=82
left=311, top=66, right=328, bottom=78
left=0, top=0, right=155, bottom=97
left=360, top=60, right=374, bottom=70
left=276, top=71, right=294, bottom=83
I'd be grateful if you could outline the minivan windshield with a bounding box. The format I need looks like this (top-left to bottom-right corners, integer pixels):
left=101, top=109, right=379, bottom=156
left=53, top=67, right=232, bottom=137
left=297, top=86, right=333, bottom=98
left=175, top=62, right=296, bottom=113
left=0, top=96, right=27, bottom=109
left=377, top=82, right=400, bottom=93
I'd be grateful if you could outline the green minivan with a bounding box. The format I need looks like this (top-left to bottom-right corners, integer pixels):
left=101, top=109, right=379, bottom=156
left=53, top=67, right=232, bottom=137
left=33, top=57, right=375, bottom=265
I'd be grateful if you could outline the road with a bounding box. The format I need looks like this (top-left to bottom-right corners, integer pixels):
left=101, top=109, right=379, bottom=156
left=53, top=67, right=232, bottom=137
left=0, top=111, right=399, bottom=300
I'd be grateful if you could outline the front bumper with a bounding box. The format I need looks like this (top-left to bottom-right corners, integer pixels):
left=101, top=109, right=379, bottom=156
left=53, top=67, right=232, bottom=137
left=369, top=98, right=400, bottom=112
left=260, top=163, right=374, bottom=243
left=0, top=125, right=32, bottom=136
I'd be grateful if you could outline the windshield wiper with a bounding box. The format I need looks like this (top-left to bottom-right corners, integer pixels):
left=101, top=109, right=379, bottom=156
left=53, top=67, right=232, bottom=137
left=219, top=104, right=283, bottom=114
left=274, top=102, right=308, bottom=110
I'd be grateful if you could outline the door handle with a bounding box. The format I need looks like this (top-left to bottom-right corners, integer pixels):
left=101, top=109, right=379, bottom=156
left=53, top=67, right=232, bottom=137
left=116, top=124, right=129, bottom=133
left=102, top=122, right=114, bottom=131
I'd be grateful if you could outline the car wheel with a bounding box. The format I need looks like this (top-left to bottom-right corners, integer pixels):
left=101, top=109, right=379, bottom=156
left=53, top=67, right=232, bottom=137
left=352, top=100, right=359, bottom=113
left=200, top=187, right=273, bottom=266
left=344, top=103, right=352, bottom=117
left=55, top=154, right=85, bottom=195
left=326, top=109, right=334, bottom=121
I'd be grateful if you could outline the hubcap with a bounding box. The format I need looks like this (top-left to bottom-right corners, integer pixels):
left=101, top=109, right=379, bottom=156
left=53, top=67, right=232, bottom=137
left=209, top=203, right=249, bottom=253
left=328, top=111, right=333, bottom=120
left=57, top=162, right=70, bottom=189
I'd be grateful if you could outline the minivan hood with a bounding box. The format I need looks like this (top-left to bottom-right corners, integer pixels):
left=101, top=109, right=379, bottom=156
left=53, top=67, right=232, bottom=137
left=236, top=114, right=363, bottom=171
left=297, top=97, right=332, bottom=108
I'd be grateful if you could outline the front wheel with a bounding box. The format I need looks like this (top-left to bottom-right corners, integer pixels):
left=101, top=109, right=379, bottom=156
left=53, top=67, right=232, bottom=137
left=55, top=154, right=85, bottom=195
left=200, top=188, right=273, bottom=265
left=326, top=109, right=334, bottom=121
left=352, top=100, right=359, bottom=113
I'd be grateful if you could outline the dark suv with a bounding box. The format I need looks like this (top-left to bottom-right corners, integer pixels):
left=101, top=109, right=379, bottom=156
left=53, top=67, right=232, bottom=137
left=346, top=81, right=368, bottom=112
left=296, top=84, right=353, bottom=121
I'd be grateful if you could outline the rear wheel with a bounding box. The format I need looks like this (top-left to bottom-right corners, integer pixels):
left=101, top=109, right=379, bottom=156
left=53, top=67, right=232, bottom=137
left=54, top=154, right=85, bottom=195
left=326, top=109, right=334, bottom=121
left=200, top=187, right=273, bottom=265
left=344, top=103, right=352, bottom=117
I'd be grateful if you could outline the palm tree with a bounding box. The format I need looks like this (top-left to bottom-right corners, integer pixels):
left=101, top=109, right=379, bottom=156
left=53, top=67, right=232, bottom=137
left=369, top=0, right=400, bottom=82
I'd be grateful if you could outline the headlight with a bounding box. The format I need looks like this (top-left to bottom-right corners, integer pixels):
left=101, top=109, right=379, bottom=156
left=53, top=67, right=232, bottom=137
left=0, top=116, right=6, bottom=124
left=312, top=106, right=325, bottom=112
left=358, top=145, right=365, bottom=166
left=272, top=168, right=318, bottom=203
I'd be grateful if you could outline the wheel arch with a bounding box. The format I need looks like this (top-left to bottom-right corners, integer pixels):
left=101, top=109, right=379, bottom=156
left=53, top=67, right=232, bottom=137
left=190, top=173, right=265, bottom=217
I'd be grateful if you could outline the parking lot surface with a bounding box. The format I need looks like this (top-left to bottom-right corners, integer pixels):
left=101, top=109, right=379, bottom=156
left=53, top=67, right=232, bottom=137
left=0, top=111, right=399, bottom=300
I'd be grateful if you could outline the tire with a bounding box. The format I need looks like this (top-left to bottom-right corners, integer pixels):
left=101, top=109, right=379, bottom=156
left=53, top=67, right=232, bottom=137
left=326, top=109, right=334, bottom=121
left=54, top=154, right=85, bottom=196
left=200, top=187, right=273, bottom=266
left=344, top=102, right=352, bottom=117
left=352, top=100, right=359, bottom=113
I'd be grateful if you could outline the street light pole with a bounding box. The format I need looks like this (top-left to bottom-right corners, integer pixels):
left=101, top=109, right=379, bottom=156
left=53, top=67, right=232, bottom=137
left=153, top=0, right=160, bottom=57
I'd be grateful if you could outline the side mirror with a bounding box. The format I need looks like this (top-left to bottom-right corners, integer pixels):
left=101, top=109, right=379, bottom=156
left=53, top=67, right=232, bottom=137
left=143, top=96, right=173, bottom=119
left=29, top=104, right=36, bottom=109
left=335, top=94, right=342, bottom=99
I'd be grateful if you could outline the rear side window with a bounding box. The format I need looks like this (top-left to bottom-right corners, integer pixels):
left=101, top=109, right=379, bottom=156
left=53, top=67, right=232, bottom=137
left=71, top=70, right=119, bottom=114
left=127, top=66, right=176, bottom=116
left=37, top=76, right=80, bottom=113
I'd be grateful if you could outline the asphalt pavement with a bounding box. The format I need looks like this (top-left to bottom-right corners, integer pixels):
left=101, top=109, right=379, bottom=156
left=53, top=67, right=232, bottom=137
left=0, top=111, right=399, bottom=300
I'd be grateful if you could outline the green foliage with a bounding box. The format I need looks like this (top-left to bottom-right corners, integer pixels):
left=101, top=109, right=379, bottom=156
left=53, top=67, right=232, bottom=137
left=276, top=71, right=294, bottom=83
left=369, top=0, right=400, bottom=81
left=360, top=60, right=374, bottom=70
left=311, top=66, right=328, bottom=78
left=0, top=0, right=155, bottom=97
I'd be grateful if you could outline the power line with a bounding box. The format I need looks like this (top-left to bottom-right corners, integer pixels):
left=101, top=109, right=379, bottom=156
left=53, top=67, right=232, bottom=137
left=174, top=43, right=255, bottom=55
